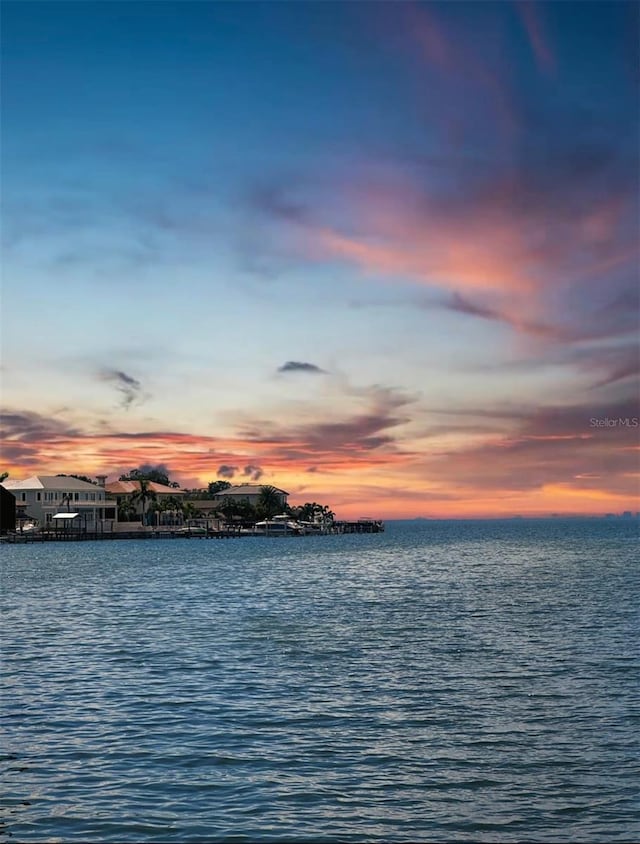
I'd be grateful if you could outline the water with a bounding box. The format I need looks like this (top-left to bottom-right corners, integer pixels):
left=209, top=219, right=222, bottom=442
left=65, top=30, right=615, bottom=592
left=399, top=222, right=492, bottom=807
left=1, top=518, right=639, bottom=842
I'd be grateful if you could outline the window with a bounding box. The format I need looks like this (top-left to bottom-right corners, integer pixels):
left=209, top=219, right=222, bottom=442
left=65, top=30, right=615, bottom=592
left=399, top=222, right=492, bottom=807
left=74, top=493, right=79, bottom=501
left=46, top=514, right=52, bottom=523
left=37, top=492, right=41, bottom=501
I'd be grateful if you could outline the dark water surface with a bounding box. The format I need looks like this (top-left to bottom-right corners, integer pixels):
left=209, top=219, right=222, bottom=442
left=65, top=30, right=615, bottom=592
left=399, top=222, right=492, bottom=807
left=2, top=518, right=639, bottom=842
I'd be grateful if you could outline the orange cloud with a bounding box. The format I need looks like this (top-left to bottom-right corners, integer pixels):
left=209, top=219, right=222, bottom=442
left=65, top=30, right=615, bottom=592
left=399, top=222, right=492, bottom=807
left=2, top=395, right=638, bottom=519
left=314, top=215, right=532, bottom=296
left=290, top=159, right=637, bottom=346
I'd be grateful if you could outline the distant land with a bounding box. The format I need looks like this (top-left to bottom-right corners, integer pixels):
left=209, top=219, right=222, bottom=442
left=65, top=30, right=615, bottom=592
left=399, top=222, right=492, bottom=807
left=406, top=513, right=640, bottom=521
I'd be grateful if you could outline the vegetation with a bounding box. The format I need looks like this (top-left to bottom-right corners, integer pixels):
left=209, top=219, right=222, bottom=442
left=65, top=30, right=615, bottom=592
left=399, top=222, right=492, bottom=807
left=117, top=501, right=137, bottom=522
left=129, top=479, right=158, bottom=525
left=208, top=480, right=232, bottom=495
left=210, top=488, right=336, bottom=527
left=257, top=485, right=284, bottom=519
left=56, top=473, right=96, bottom=484
left=290, top=502, right=335, bottom=524
left=183, top=502, right=202, bottom=522
left=119, top=465, right=180, bottom=488
left=182, top=482, right=336, bottom=527
left=217, top=497, right=257, bottom=525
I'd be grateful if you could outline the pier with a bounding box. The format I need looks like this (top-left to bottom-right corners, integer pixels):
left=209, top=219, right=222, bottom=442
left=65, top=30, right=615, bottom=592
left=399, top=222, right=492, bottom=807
left=333, top=519, right=385, bottom=534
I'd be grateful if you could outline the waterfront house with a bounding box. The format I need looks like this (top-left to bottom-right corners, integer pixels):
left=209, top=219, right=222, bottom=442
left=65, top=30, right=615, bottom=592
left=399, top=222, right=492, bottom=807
left=212, top=484, right=289, bottom=509
left=0, top=486, right=16, bottom=533
left=1, top=475, right=115, bottom=530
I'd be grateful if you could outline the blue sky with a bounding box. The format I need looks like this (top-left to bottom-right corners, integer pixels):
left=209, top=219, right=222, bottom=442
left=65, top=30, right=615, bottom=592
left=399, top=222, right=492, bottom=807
left=2, top=1, right=638, bottom=516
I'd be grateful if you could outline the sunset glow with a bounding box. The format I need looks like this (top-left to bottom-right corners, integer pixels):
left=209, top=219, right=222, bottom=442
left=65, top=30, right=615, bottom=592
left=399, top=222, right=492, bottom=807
left=1, top=1, right=638, bottom=518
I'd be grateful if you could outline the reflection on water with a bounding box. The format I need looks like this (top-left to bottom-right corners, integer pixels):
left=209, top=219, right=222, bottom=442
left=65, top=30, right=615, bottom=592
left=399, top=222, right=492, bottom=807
left=1, top=519, right=639, bottom=842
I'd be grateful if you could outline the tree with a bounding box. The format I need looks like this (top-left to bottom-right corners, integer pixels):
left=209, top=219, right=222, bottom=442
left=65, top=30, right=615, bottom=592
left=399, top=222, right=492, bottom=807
left=129, top=479, right=157, bottom=525
left=0, top=472, right=9, bottom=483
left=257, top=485, right=283, bottom=519
left=218, top=497, right=257, bottom=525
left=293, top=502, right=335, bottom=524
left=318, top=504, right=335, bottom=523
left=56, top=474, right=96, bottom=485
left=182, top=502, right=202, bottom=522
left=163, top=495, right=184, bottom=525
left=208, top=480, right=232, bottom=495
left=118, top=501, right=137, bottom=522
left=120, top=466, right=171, bottom=486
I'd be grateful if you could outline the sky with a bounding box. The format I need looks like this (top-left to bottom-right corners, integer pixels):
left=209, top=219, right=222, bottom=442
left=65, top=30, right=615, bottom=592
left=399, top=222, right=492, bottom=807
left=1, top=0, right=639, bottom=518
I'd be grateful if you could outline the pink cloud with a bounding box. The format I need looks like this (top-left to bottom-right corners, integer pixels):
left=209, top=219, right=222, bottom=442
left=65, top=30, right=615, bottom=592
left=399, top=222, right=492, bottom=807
left=515, top=1, right=556, bottom=75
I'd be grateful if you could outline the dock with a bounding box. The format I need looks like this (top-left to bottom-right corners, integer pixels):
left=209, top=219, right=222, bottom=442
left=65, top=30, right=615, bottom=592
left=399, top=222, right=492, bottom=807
left=1, top=519, right=385, bottom=543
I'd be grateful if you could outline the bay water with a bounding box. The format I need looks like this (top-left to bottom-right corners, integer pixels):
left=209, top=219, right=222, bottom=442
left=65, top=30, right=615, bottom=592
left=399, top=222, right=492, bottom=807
left=1, top=518, right=638, bottom=842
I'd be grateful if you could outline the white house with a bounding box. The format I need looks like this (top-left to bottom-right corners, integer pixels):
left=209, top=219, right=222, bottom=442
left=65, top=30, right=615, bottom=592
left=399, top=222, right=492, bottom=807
left=1, top=475, right=115, bottom=529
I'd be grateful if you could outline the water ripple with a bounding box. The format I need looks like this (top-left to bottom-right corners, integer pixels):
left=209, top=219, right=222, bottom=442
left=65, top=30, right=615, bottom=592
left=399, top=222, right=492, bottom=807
left=1, top=518, right=639, bottom=842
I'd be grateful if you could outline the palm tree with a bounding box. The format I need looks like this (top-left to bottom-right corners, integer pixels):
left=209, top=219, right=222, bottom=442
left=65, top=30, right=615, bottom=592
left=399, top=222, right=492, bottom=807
left=183, top=502, right=201, bottom=521
left=257, top=485, right=283, bottom=519
left=130, top=479, right=157, bottom=526
left=318, top=504, right=335, bottom=524
left=295, top=502, right=318, bottom=522
left=118, top=500, right=137, bottom=522
left=294, top=501, right=335, bottom=526
left=164, top=495, right=185, bottom=525
left=181, top=502, right=202, bottom=532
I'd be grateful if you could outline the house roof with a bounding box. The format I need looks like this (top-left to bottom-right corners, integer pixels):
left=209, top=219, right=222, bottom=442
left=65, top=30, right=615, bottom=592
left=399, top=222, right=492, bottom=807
left=214, top=484, right=289, bottom=497
left=184, top=500, right=224, bottom=512
left=3, top=475, right=102, bottom=491
left=105, top=480, right=185, bottom=495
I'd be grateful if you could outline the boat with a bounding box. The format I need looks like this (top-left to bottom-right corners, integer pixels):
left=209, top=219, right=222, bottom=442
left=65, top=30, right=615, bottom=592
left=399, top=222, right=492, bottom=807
left=253, top=515, right=304, bottom=536
left=296, top=520, right=326, bottom=534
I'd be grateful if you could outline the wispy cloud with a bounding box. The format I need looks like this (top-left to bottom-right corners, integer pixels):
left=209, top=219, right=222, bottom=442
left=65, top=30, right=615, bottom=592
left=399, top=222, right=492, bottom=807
left=423, top=397, right=640, bottom=498
left=239, top=385, right=417, bottom=463
left=277, top=361, right=327, bottom=375
left=579, top=344, right=640, bottom=390
left=515, top=1, right=556, bottom=75
left=98, top=368, right=144, bottom=410
left=0, top=410, right=80, bottom=467
left=246, top=2, right=636, bottom=358
left=444, top=293, right=565, bottom=340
